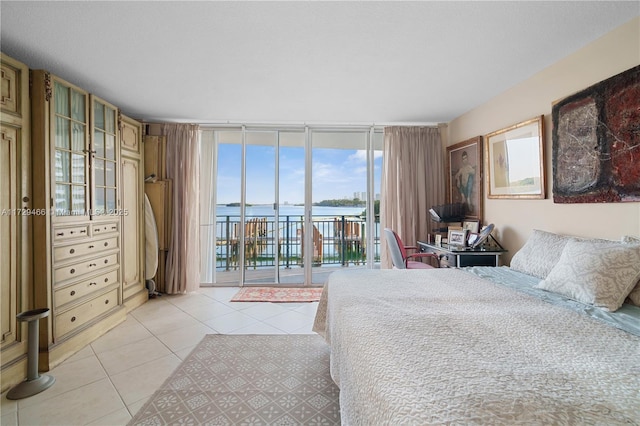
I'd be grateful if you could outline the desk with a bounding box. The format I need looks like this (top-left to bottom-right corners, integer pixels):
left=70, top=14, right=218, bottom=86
left=417, top=241, right=507, bottom=268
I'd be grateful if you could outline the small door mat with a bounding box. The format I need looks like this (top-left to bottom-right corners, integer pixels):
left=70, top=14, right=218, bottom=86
left=230, top=286, right=324, bottom=302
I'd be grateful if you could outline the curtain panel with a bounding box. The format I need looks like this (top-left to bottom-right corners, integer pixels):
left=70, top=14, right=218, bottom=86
left=162, top=123, right=201, bottom=293
left=381, top=126, right=445, bottom=268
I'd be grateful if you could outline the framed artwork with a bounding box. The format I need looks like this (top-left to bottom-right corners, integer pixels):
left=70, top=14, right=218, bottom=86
left=447, top=229, right=468, bottom=247
left=447, top=136, right=482, bottom=221
left=467, top=232, right=480, bottom=247
left=485, top=116, right=545, bottom=199
left=462, top=220, right=480, bottom=233
left=552, top=65, right=640, bottom=203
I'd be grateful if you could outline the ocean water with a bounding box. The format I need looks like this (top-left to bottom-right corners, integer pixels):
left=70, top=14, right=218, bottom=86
left=214, top=204, right=367, bottom=218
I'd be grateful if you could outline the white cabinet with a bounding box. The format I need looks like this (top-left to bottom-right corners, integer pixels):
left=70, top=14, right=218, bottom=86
left=0, top=53, right=31, bottom=392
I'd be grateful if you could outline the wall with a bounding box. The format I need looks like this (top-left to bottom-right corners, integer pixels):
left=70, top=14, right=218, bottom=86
left=447, top=17, right=640, bottom=263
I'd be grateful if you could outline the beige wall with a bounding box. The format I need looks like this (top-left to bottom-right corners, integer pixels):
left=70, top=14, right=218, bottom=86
left=447, top=17, right=640, bottom=264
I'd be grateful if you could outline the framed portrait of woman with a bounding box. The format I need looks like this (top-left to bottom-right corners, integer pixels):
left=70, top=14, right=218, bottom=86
left=447, top=136, right=483, bottom=221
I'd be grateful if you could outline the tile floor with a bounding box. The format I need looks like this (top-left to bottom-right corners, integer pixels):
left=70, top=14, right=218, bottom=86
left=1, top=287, right=320, bottom=426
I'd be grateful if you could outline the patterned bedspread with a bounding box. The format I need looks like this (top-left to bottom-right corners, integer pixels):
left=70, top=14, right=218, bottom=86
left=313, top=268, right=640, bottom=425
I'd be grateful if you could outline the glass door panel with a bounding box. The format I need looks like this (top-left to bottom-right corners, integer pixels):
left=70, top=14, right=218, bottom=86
left=53, top=80, right=87, bottom=217
left=212, top=130, right=242, bottom=285
left=311, top=131, right=368, bottom=284
left=278, top=131, right=306, bottom=285
left=244, top=131, right=277, bottom=284
left=91, top=98, right=117, bottom=216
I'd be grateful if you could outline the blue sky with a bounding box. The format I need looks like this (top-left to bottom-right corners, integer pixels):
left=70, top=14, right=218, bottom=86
left=216, top=145, right=382, bottom=205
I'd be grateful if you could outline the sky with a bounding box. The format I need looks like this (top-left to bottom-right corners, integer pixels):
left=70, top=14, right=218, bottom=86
left=215, top=145, right=382, bottom=205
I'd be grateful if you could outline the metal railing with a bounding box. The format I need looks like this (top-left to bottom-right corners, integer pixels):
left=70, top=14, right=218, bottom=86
left=208, top=215, right=380, bottom=270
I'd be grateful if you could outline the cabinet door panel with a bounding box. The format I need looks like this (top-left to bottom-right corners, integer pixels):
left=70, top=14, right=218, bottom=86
left=0, top=125, right=18, bottom=346
left=122, top=157, right=143, bottom=290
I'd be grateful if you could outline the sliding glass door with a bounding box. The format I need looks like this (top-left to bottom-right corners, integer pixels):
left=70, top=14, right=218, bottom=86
left=199, top=126, right=382, bottom=286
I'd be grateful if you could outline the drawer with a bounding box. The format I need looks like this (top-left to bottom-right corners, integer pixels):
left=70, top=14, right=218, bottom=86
left=53, top=236, right=119, bottom=262
left=54, top=253, right=119, bottom=283
left=55, top=288, right=119, bottom=337
left=53, top=225, right=90, bottom=242
left=92, top=221, right=119, bottom=236
left=54, top=269, right=119, bottom=307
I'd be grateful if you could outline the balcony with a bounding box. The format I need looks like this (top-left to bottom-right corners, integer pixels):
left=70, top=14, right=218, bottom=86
left=201, top=215, right=380, bottom=284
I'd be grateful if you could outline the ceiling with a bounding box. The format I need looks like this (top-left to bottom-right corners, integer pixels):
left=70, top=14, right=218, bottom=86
left=1, top=1, right=638, bottom=125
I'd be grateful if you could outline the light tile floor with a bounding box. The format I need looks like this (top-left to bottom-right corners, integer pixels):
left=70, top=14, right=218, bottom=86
left=1, top=287, right=320, bottom=426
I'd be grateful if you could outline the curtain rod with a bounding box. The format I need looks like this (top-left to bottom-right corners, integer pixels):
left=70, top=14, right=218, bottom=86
left=196, top=121, right=440, bottom=129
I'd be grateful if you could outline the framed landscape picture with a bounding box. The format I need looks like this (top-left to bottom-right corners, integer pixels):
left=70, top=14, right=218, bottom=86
left=447, top=136, right=482, bottom=221
left=485, top=116, right=545, bottom=199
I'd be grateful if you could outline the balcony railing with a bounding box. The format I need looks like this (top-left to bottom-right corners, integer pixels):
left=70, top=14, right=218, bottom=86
left=202, top=215, right=380, bottom=271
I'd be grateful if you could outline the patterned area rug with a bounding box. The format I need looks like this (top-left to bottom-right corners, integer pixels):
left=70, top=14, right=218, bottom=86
left=231, top=287, right=324, bottom=303
left=128, top=334, right=340, bottom=425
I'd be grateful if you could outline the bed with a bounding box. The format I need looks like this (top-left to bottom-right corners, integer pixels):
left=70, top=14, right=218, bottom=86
left=313, top=230, right=640, bottom=425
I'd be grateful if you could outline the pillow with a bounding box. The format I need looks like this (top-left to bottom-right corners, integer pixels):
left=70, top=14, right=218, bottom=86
left=535, top=239, right=640, bottom=311
left=621, top=235, right=640, bottom=306
left=510, top=230, right=572, bottom=279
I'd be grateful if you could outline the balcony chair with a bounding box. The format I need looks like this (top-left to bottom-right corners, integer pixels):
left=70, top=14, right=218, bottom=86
left=384, top=228, right=439, bottom=269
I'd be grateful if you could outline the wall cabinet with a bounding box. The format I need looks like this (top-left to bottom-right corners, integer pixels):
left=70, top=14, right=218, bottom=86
left=0, top=53, right=31, bottom=392
left=29, top=70, right=146, bottom=372
left=120, top=115, right=146, bottom=307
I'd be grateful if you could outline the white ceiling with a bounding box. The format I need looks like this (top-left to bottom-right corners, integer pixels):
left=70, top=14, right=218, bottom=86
left=1, top=1, right=638, bottom=125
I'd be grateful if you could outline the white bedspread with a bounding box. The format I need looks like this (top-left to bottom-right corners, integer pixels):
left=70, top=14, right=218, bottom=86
left=313, top=268, right=640, bottom=425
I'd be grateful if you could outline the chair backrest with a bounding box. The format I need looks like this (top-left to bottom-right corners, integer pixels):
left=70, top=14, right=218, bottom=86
left=384, top=228, right=406, bottom=269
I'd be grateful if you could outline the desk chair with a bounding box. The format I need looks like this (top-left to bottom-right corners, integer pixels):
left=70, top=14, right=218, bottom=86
left=384, top=228, right=439, bottom=269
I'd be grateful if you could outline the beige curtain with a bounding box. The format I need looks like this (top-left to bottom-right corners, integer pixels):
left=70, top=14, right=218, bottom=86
left=381, top=126, right=445, bottom=268
left=162, top=123, right=200, bottom=293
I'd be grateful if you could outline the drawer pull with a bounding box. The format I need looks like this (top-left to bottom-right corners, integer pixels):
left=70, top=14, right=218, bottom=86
left=111, top=226, right=116, bottom=230
left=89, top=282, right=97, bottom=286
left=70, top=231, right=75, bottom=234
left=88, top=245, right=94, bottom=249
left=70, top=248, right=75, bottom=254
left=70, top=290, right=76, bottom=296
left=57, top=232, right=64, bottom=236
left=70, top=268, right=75, bottom=274
left=89, top=263, right=96, bottom=267
left=80, top=230, right=87, bottom=234
left=95, top=229, right=100, bottom=232
left=104, top=299, right=109, bottom=305
left=104, top=259, right=109, bottom=264
left=71, top=316, right=76, bottom=322
left=104, top=278, right=109, bottom=283
left=104, top=242, right=108, bottom=247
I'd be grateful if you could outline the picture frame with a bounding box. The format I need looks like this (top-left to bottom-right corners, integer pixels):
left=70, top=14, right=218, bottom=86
left=485, top=116, right=546, bottom=199
left=447, top=228, right=468, bottom=247
left=462, top=220, right=480, bottom=234
left=467, top=232, right=480, bottom=247
left=447, top=136, right=483, bottom=221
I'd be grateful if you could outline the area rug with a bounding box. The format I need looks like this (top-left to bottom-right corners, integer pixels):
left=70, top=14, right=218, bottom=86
left=230, top=287, right=324, bottom=303
left=128, top=334, right=340, bottom=425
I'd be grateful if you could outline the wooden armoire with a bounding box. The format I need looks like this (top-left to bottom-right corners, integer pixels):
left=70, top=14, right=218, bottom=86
left=0, top=53, right=148, bottom=391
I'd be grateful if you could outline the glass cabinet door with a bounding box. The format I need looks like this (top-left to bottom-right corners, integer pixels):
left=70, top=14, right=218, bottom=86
left=53, top=80, right=89, bottom=216
left=92, top=98, right=118, bottom=216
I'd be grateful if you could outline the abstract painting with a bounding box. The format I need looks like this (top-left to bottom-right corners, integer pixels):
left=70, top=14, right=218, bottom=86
left=552, top=65, right=640, bottom=203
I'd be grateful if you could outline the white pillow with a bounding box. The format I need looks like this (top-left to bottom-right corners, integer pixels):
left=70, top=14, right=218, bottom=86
left=621, top=235, right=640, bottom=306
left=535, top=239, right=640, bottom=311
left=510, top=230, right=572, bottom=279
